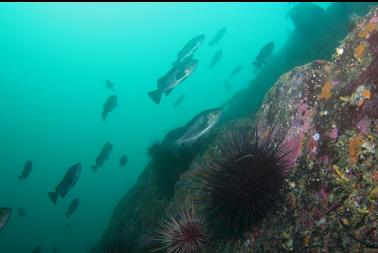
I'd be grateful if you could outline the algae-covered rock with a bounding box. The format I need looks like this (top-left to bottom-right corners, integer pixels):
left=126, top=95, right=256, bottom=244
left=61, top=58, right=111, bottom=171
left=90, top=4, right=378, bottom=253
left=201, top=8, right=378, bottom=252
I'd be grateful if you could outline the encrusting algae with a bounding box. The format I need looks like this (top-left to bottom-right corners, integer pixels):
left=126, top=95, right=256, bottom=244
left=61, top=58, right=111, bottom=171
left=359, top=20, right=378, bottom=39
left=320, top=81, right=333, bottom=99
left=349, top=135, right=364, bottom=166
left=354, top=43, right=366, bottom=60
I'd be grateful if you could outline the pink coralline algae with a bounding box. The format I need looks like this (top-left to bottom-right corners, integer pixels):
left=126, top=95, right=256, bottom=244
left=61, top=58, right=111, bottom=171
left=332, top=80, right=340, bottom=86
left=317, top=188, right=329, bottom=208
left=298, top=100, right=308, bottom=116
left=370, top=16, right=378, bottom=24
left=308, top=135, right=318, bottom=159
left=357, top=117, right=370, bottom=135
left=327, top=127, right=338, bottom=139
left=282, top=134, right=303, bottom=164
left=319, top=155, right=330, bottom=165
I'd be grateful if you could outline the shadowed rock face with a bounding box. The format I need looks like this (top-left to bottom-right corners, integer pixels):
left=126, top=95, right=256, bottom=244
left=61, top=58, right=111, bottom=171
left=287, top=2, right=325, bottom=34
left=89, top=3, right=378, bottom=253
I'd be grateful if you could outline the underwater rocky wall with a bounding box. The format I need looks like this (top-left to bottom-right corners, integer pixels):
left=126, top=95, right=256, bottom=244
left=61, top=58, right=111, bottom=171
left=89, top=3, right=378, bottom=253
left=221, top=2, right=376, bottom=123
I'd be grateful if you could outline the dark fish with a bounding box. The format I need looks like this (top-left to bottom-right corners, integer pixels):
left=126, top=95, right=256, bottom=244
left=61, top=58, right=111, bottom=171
left=120, top=155, right=128, bottom=167
left=105, top=79, right=115, bottom=92
left=172, top=94, right=186, bottom=108
left=65, top=198, right=79, bottom=218
left=209, top=50, right=222, bottom=68
left=52, top=246, right=57, bottom=253
left=48, top=163, right=81, bottom=205
left=17, top=208, right=26, bottom=217
left=176, top=108, right=223, bottom=147
left=224, top=78, right=231, bottom=92
left=148, top=59, right=198, bottom=104
left=18, top=160, right=32, bottom=181
left=251, top=41, right=275, bottom=68
left=102, top=95, right=118, bottom=121
left=91, top=142, right=113, bottom=172
left=229, top=65, right=243, bottom=78
left=172, top=34, right=205, bottom=66
left=0, top=208, right=11, bottom=230
left=32, top=246, right=41, bottom=253
left=208, top=27, right=227, bottom=46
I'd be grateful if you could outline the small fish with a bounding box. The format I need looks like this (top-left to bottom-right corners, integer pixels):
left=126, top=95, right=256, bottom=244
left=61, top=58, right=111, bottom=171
left=120, top=155, right=128, bottom=167
left=102, top=95, right=118, bottom=121
left=17, top=208, right=26, bottom=217
left=32, top=246, right=41, bottom=253
left=105, top=79, right=115, bottom=92
left=92, top=142, right=113, bottom=172
left=209, top=50, right=222, bottom=68
left=18, top=160, right=32, bottom=181
left=208, top=27, right=227, bottom=46
left=176, top=108, right=223, bottom=147
left=0, top=208, right=11, bottom=230
left=48, top=163, right=81, bottom=205
left=172, top=34, right=205, bottom=66
left=148, top=59, right=198, bottom=104
left=172, top=94, right=186, bottom=108
left=229, top=65, right=243, bottom=78
left=66, top=198, right=79, bottom=218
left=251, top=41, right=274, bottom=68
left=224, top=79, right=231, bottom=92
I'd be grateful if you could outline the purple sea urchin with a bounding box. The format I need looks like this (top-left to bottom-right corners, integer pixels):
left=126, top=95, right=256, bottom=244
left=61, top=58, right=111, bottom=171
left=154, top=207, right=209, bottom=253
left=199, top=127, right=292, bottom=238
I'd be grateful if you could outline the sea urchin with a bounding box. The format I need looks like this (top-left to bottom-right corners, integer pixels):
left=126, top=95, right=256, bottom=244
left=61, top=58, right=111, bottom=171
left=154, top=207, right=209, bottom=253
left=199, top=127, right=292, bottom=238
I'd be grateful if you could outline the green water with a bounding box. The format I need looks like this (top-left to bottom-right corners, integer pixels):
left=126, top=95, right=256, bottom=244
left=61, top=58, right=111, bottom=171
left=0, top=2, right=331, bottom=252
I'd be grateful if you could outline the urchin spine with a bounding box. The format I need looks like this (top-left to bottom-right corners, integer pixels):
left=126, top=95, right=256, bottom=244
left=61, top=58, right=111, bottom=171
left=154, top=207, right=209, bottom=253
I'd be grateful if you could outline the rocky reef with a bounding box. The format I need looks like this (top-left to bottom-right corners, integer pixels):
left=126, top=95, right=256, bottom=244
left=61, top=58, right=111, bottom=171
left=89, top=4, right=378, bottom=253
left=221, top=2, right=375, bottom=123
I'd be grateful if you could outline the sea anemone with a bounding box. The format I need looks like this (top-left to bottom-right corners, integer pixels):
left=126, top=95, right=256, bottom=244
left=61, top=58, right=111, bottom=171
left=154, top=207, right=209, bottom=253
left=199, top=127, right=292, bottom=238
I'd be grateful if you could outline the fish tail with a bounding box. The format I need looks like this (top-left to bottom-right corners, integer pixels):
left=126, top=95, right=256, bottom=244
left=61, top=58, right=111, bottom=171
left=102, top=111, right=107, bottom=121
left=48, top=191, right=58, bottom=205
left=91, top=165, right=98, bottom=172
left=148, top=89, right=163, bottom=104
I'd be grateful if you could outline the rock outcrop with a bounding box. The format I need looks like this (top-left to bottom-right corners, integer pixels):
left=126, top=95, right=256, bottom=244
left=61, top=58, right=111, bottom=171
left=90, top=3, right=378, bottom=253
